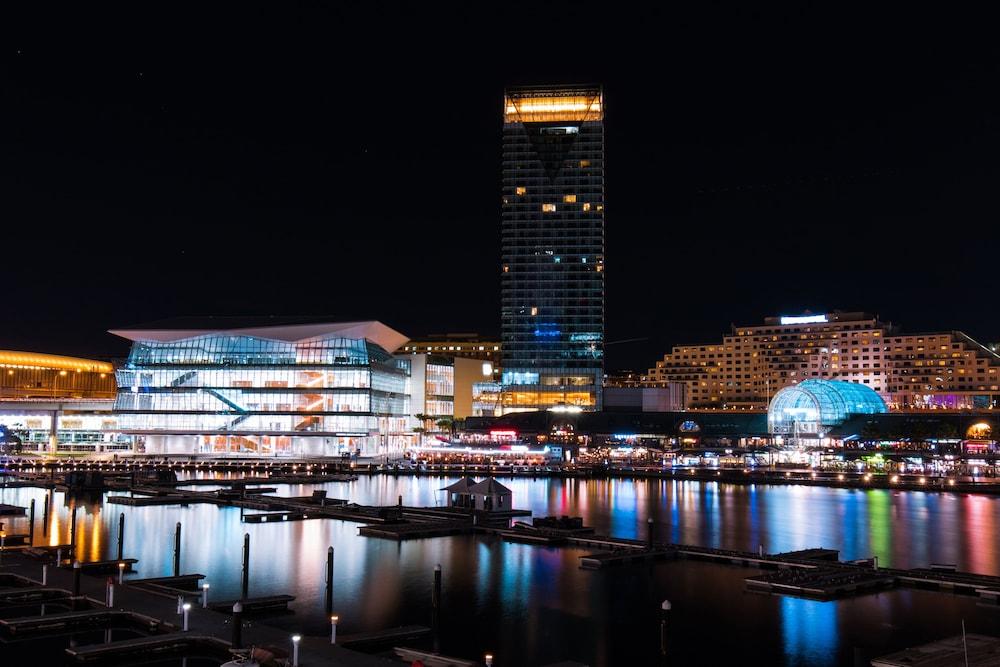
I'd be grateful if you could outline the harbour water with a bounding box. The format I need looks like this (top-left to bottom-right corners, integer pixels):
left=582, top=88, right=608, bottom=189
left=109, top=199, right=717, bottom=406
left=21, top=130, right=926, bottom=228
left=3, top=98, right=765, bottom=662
left=3, top=475, right=999, bottom=665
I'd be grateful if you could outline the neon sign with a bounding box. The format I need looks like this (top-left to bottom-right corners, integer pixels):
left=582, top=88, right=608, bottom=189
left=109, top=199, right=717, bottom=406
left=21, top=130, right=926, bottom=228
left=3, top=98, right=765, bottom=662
left=780, top=314, right=828, bottom=325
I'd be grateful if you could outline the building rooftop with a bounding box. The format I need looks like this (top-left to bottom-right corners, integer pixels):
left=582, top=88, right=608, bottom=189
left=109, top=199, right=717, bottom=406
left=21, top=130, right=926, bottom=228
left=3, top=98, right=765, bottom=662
left=0, top=350, right=113, bottom=373
left=109, top=318, right=408, bottom=352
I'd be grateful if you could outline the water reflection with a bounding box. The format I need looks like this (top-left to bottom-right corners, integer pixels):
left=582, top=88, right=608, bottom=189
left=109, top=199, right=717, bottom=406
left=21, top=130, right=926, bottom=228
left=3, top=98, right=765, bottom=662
left=781, top=596, right=837, bottom=667
left=2, top=477, right=1000, bottom=665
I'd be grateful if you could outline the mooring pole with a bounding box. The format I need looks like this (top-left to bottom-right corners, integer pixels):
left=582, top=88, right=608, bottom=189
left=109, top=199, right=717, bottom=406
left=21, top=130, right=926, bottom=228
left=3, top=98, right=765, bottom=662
left=173, top=522, right=182, bottom=577
left=72, top=560, right=82, bottom=597
left=232, top=602, right=244, bottom=647
left=28, top=498, right=35, bottom=546
left=660, top=599, right=671, bottom=658
left=241, top=533, right=250, bottom=600
left=324, top=546, right=334, bottom=615
left=117, top=512, right=125, bottom=561
left=70, top=505, right=78, bottom=551
left=432, top=563, right=442, bottom=653
left=647, top=517, right=654, bottom=549
left=42, top=493, right=50, bottom=536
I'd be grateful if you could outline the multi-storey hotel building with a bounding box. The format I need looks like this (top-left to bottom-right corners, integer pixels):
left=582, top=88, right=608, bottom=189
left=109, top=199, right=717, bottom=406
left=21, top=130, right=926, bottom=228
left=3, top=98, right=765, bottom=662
left=647, top=312, right=1000, bottom=410
left=111, top=319, right=413, bottom=457
left=500, top=85, right=605, bottom=413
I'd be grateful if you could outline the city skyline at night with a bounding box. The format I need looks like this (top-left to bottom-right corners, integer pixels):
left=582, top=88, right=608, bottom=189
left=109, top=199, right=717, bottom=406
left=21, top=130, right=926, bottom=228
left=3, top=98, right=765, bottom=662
left=7, top=5, right=1000, bottom=373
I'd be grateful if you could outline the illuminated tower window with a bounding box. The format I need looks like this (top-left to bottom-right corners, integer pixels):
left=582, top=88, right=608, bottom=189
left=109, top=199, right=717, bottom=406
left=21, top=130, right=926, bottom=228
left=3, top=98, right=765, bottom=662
left=500, top=85, right=605, bottom=413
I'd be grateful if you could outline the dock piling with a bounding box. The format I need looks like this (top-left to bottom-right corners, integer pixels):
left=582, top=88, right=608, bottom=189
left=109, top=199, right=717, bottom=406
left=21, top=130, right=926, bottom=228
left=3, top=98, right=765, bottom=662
left=660, top=599, right=671, bottom=657
left=72, top=560, right=82, bottom=596
left=28, top=498, right=35, bottom=546
left=70, top=506, right=78, bottom=551
left=398, top=494, right=402, bottom=508
left=231, top=602, right=243, bottom=648
left=324, top=546, right=334, bottom=615
left=759, top=543, right=764, bottom=557
left=42, top=563, right=48, bottom=586
left=432, top=563, right=442, bottom=653
left=647, top=518, right=654, bottom=549
left=117, top=512, right=125, bottom=561
left=42, top=493, right=49, bottom=536
left=173, top=522, right=181, bottom=577
left=241, top=533, right=250, bottom=600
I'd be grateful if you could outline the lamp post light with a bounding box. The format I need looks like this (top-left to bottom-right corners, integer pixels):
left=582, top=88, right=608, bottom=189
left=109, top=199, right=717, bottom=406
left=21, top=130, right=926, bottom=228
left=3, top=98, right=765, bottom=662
left=182, top=603, right=191, bottom=631
left=118, top=561, right=125, bottom=584
left=485, top=653, right=494, bottom=667
left=291, top=635, right=301, bottom=667
left=330, top=615, right=339, bottom=644
left=201, top=583, right=210, bottom=608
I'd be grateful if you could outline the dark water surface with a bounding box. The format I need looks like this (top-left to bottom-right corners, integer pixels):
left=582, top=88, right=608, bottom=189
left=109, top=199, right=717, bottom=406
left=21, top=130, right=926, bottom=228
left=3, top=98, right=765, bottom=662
left=3, top=476, right=999, bottom=666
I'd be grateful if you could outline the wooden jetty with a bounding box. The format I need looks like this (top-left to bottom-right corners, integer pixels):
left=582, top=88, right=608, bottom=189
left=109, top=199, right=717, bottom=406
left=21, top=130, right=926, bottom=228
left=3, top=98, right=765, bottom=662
left=338, top=624, right=433, bottom=651
left=359, top=520, right=474, bottom=540
left=0, top=608, right=171, bottom=638
left=0, top=503, right=26, bottom=516
left=746, top=567, right=896, bottom=599
left=1, top=550, right=407, bottom=666
left=871, top=633, right=1000, bottom=667
left=241, top=510, right=319, bottom=523
left=127, top=573, right=206, bottom=599
left=209, top=594, right=295, bottom=614
left=69, top=558, right=138, bottom=574
left=580, top=548, right=676, bottom=570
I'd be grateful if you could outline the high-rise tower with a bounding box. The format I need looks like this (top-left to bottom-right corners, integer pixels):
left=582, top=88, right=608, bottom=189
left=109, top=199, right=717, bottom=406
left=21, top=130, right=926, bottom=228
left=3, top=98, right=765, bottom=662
left=500, top=85, right=605, bottom=413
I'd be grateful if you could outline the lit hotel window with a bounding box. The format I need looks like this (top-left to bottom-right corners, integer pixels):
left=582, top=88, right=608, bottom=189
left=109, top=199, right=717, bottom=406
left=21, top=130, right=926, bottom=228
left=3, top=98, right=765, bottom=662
left=542, top=203, right=556, bottom=212
left=531, top=307, right=538, bottom=316
left=563, top=194, right=577, bottom=203
left=503, top=265, right=509, bottom=272
left=516, top=186, right=526, bottom=195
left=582, top=203, right=591, bottom=211
left=579, top=160, right=590, bottom=167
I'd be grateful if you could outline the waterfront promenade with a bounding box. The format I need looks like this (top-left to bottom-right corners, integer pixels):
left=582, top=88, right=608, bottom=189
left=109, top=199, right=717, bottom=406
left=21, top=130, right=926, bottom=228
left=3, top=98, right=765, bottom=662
left=3, top=456, right=999, bottom=496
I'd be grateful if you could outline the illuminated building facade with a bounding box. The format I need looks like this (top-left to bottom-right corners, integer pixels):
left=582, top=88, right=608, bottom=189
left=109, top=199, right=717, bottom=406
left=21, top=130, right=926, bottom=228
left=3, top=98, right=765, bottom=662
left=0, top=350, right=116, bottom=399
left=500, top=85, right=605, bottom=413
left=401, top=354, right=485, bottom=438
left=647, top=312, right=1000, bottom=410
left=0, top=350, right=121, bottom=452
left=396, top=334, right=501, bottom=366
left=767, top=379, right=887, bottom=437
left=111, top=320, right=413, bottom=457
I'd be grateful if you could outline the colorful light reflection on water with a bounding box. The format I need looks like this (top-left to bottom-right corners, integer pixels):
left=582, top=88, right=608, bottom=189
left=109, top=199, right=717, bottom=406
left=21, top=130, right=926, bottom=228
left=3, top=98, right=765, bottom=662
left=2, top=476, right=998, bottom=666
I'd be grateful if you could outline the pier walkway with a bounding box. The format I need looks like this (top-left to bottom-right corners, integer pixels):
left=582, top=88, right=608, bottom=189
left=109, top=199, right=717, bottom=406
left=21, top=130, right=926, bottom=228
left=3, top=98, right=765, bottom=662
left=1, top=551, right=406, bottom=666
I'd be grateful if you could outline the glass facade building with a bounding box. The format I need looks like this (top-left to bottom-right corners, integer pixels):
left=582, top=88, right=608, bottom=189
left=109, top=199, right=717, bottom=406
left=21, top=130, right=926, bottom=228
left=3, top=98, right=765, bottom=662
left=768, top=379, right=888, bottom=437
left=500, top=85, right=605, bottom=413
left=110, top=320, right=412, bottom=458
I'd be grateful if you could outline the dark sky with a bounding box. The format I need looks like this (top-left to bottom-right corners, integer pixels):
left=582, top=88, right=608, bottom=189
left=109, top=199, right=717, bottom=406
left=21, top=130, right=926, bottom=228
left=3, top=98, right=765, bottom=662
left=6, top=4, right=1000, bottom=370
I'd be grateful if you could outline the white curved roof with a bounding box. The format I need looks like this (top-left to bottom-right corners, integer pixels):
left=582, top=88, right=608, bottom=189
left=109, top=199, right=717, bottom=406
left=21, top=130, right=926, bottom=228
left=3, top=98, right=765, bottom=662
left=109, top=320, right=409, bottom=353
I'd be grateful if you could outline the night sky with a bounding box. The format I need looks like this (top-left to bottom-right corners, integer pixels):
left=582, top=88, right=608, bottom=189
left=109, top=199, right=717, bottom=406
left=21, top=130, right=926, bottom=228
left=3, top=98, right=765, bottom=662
left=7, top=5, right=1000, bottom=370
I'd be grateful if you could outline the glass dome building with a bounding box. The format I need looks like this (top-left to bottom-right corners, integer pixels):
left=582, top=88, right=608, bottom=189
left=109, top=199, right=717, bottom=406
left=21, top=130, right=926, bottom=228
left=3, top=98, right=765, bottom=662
left=767, top=379, right=887, bottom=436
